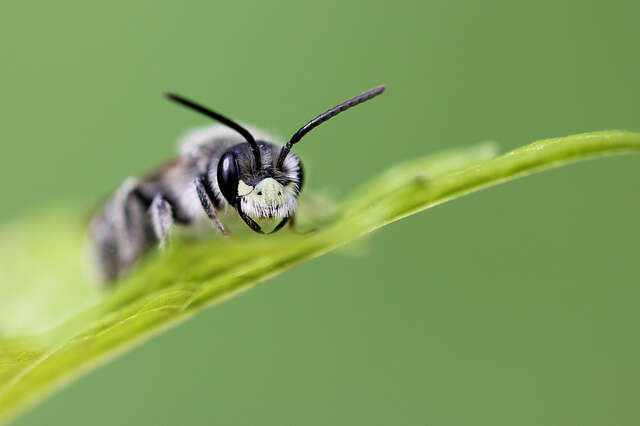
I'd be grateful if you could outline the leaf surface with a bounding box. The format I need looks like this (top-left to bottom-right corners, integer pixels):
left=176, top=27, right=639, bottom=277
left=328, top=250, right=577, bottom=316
left=0, top=130, right=638, bottom=423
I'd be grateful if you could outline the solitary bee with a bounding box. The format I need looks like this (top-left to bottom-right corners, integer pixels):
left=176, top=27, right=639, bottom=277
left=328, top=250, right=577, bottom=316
left=90, top=85, right=386, bottom=283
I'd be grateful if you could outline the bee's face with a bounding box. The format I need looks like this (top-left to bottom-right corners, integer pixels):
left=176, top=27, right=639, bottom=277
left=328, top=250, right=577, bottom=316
left=216, top=141, right=303, bottom=233
left=237, top=177, right=298, bottom=220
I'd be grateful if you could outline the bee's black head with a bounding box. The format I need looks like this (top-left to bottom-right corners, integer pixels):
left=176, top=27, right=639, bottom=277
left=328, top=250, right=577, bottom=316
left=165, top=85, right=385, bottom=233
left=216, top=141, right=303, bottom=233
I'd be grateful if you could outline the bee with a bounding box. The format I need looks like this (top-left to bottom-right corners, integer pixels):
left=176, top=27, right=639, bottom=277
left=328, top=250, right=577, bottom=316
left=89, top=85, right=386, bottom=283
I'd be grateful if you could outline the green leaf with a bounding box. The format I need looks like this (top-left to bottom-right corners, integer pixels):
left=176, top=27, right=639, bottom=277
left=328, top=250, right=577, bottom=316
left=0, top=130, right=638, bottom=423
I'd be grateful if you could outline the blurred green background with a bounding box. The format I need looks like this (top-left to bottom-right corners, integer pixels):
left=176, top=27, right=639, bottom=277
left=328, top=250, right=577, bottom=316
left=1, top=0, right=639, bottom=424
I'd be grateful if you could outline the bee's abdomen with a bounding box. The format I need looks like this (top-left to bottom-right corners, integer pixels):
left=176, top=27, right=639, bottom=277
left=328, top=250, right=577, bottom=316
left=89, top=179, right=155, bottom=284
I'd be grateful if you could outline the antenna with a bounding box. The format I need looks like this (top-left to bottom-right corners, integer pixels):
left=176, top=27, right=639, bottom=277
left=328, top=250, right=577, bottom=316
left=276, top=85, right=386, bottom=168
left=166, top=93, right=262, bottom=169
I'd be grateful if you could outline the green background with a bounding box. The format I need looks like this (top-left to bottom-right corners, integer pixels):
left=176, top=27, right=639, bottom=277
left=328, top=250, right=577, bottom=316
left=2, top=0, right=639, bottom=425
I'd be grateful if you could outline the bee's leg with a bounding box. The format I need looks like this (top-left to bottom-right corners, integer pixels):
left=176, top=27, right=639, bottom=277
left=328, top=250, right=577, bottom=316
left=194, top=177, right=230, bottom=237
left=132, top=183, right=194, bottom=248
left=149, top=195, right=175, bottom=248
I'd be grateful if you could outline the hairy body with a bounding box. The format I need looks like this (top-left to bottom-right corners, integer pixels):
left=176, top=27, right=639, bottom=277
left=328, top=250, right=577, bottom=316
left=90, top=125, right=302, bottom=282
left=89, top=85, right=385, bottom=284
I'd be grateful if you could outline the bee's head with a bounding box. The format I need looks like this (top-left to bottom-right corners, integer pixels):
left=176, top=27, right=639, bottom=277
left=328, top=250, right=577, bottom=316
left=216, top=141, right=303, bottom=233
left=166, top=85, right=386, bottom=234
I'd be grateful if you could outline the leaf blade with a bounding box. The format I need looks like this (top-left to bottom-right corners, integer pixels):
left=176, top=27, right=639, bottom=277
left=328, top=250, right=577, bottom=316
left=0, top=130, right=638, bottom=423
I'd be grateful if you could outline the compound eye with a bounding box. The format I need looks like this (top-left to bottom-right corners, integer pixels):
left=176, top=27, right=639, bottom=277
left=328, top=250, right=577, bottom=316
left=217, top=152, right=239, bottom=205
